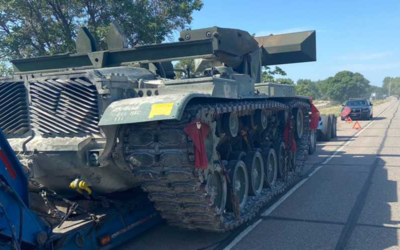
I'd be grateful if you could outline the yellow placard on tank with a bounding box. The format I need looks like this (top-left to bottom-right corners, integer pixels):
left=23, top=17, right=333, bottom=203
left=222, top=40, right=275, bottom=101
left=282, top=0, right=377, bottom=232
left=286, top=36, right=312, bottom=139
left=148, top=103, right=174, bottom=118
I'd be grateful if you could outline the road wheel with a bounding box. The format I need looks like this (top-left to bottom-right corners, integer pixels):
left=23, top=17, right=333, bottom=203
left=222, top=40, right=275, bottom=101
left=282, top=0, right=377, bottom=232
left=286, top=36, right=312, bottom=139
left=227, top=160, right=249, bottom=210
left=321, top=115, right=332, bottom=141
left=263, top=148, right=278, bottom=188
left=329, top=115, right=337, bottom=139
left=294, top=108, right=304, bottom=139
left=244, top=151, right=265, bottom=196
left=309, top=130, right=317, bottom=155
left=255, top=109, right=268, bottom=131
left=276, top=142, right=288, bottom=177
left=223, top=112, right=239, bottom=138
left=334, top=116, right=338, bottom=137
left=207, top=166, right=227, bottom=214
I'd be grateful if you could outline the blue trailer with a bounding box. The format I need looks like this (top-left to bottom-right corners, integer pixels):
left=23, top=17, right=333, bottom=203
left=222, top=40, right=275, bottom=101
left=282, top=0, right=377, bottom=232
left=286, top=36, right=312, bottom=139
left=0, top=128, right=161, bottom=250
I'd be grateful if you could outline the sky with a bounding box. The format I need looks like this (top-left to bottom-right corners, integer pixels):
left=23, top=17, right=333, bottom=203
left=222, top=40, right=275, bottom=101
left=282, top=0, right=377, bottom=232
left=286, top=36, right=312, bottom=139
left=187, top=0, right=400, bottom=86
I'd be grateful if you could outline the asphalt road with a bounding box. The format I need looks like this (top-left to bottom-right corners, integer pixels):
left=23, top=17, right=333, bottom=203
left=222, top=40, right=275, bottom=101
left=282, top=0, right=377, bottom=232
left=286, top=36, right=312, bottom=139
left=120, top=98, right=400, bottom=250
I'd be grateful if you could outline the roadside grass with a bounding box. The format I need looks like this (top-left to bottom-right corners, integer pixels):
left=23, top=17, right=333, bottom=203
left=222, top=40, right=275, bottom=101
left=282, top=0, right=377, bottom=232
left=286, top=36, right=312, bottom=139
left=318, top=98, right=389, bottom=116
left=319, top=105, right=342, bottom=116
left=372, top=99, right=388, bottom=106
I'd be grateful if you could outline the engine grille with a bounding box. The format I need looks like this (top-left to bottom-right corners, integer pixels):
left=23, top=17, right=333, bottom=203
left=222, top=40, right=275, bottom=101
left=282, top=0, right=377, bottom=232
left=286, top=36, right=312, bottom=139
left=29, top=78, right=100, bottom=135
left=0, top=81, right=30, bottom=135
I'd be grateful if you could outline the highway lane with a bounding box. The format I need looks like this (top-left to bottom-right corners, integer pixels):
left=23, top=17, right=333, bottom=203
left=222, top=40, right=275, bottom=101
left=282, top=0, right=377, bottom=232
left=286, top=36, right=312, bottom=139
left=120, top=99, right=398, bottom=250
left=229, top=99, right=399, bottom=250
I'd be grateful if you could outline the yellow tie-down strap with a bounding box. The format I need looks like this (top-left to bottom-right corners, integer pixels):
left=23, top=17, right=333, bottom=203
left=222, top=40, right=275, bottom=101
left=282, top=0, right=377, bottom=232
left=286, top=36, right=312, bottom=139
left=148, top=103, right=174, bottom=118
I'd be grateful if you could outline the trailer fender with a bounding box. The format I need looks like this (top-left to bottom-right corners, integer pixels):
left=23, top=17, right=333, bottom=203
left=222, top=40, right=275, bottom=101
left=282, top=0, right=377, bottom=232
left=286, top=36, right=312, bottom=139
left=99, top=93, right=209, bottom=127
left=309, top=103, right=320, bottom=130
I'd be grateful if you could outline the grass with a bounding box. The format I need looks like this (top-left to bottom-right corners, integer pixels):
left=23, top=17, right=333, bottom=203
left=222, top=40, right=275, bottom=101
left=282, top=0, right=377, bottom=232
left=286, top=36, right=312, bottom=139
left=372, top=99, right=388, bottom=106
left=318, top=105, right=342, bottom=116
left=317, top=98, right=389, bottom=116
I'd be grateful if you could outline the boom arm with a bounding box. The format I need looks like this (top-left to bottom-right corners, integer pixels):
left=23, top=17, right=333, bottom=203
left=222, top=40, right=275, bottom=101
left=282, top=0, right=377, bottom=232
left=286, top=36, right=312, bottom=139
left=255, top=30, right=316, bottom=66
left=11, top=25, right=316, bottom=80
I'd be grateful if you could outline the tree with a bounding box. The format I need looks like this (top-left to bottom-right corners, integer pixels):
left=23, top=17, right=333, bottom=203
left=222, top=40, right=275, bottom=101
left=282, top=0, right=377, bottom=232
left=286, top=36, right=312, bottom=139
left=174, top=59, right=194, bottom=78
left=0, top=61, right=13, bottom=77
left=276, top=78, right=294, bottom=85
left=295, top=79, right=320, bottom=98
left=324, top=71, right=370, bottom=103
left=261, top=66, right=286, bottom=82
left=368, top=85, right=387, bottom=99
left=382, top=77, right=400, bottom=96
left=0, top=0, right=203, bottom=60
left=315, top=79, right=330, bottom=100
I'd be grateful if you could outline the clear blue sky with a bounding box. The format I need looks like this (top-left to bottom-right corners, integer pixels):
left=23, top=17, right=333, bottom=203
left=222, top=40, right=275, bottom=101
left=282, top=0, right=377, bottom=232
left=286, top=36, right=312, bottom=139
left=188, top=0, right=400, bottom=86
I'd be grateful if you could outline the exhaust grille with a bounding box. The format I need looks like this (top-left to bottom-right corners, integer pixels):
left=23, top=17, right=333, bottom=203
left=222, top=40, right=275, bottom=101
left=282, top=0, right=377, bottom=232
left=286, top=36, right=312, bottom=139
left=29, top=78, right=100, bottom=135
left=0, top=81, right=30, bottom=135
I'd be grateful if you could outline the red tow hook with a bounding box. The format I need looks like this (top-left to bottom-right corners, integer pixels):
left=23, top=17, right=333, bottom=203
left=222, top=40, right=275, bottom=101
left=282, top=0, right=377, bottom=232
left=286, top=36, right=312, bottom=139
left=310, top=103, right=320, bottom=130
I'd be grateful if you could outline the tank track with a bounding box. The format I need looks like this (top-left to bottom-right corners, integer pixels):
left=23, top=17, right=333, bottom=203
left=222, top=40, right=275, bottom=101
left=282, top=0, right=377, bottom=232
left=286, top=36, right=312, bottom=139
left=122, top=99, right=310, bottom=232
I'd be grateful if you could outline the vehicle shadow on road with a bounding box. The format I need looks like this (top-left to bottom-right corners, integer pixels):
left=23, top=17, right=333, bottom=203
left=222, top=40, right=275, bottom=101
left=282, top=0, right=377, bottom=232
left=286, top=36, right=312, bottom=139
left=118, top=220, right=230, bottom=250
left=310, top=148, right=399, bottom=249
left=350, top=157, right=400, bottom=250
left=371, top=117, right=386, bottom=121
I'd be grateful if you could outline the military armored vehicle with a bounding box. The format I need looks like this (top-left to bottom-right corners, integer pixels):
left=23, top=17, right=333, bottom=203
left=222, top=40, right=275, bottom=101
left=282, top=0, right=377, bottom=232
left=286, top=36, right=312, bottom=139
left=0, top=24, right=317, bottom=232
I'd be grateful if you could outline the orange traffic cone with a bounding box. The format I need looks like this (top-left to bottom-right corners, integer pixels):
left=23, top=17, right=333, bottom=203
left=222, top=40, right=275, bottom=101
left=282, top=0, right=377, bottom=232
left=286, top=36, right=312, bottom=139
left=353, top=121, right=362, bottom=130
left=346, top=117, right=353, bottom=124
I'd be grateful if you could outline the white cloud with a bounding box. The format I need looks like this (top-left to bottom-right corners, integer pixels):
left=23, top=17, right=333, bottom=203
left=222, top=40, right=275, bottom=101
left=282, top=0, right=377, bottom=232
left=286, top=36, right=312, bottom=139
left=336, top=52, right=393, bottom=61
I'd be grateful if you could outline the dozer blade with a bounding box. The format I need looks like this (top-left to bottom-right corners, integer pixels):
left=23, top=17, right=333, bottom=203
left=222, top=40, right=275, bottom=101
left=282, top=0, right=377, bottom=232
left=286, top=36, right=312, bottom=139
left=255, top=31, right=316, bottom=66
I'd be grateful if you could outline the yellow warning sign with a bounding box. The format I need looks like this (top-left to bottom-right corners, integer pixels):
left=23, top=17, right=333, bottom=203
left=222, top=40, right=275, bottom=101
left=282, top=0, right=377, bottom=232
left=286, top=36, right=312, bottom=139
left=148, top=103, right=174, bottom=118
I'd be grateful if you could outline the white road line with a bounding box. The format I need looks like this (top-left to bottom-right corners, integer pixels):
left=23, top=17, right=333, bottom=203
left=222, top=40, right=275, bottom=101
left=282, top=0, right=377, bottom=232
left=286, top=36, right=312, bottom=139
left=223, top=219, right=263, bottom=250
left=321, top=121, right=371, bottom=165
left=321, top=101, right=394, bottom=165
left=262, top=179, right=308, bottom=217
left=308, top=165, right=323, bottom=177
left=223, top=102, right=394, bottom=250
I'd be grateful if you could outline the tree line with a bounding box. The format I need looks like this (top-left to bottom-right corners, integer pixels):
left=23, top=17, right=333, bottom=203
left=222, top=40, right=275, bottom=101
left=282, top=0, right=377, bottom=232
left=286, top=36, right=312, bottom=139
left=296, top=72, right=393, bottom=102
left=263, top=67, right=390, bottom=103
left=296, top=71, right=375, bottom=103
left=0, top=0, right=203, bottom=60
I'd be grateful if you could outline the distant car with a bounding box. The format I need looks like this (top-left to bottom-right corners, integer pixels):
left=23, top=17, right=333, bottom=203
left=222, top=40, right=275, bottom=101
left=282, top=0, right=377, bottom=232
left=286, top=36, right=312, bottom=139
left=341, top=98, right=373, bottom=120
